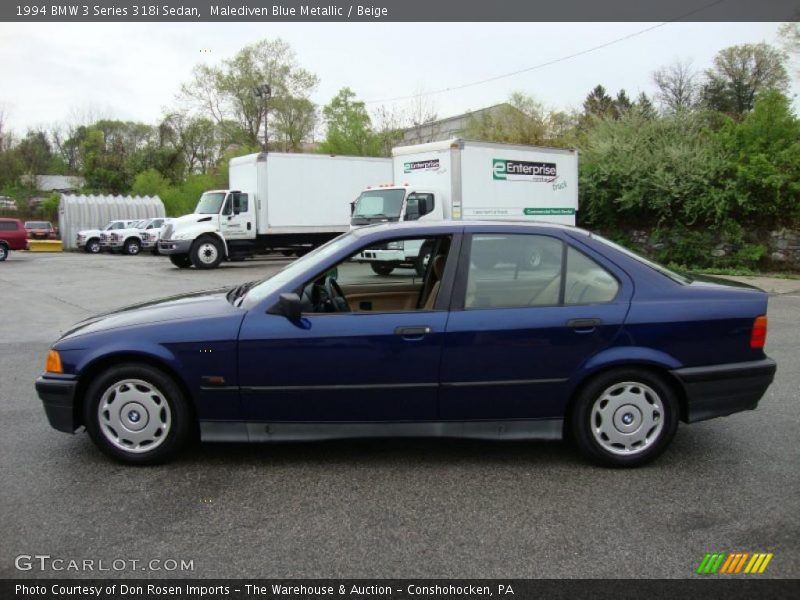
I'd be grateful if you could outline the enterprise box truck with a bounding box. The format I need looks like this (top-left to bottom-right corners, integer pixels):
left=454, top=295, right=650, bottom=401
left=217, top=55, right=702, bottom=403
left=351, top=138, right=578, bottom=275
left=159, top=152, right=392, bottom=269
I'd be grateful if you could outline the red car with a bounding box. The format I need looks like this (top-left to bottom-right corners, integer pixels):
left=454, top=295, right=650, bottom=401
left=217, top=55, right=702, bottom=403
left=24, top=220, right=56, bottom=240
left=0, top=218, right=28, bottom=261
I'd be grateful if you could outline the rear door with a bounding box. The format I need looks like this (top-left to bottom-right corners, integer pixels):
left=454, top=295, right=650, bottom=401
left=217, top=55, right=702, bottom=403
left=439, top=230, right=632, bottom=420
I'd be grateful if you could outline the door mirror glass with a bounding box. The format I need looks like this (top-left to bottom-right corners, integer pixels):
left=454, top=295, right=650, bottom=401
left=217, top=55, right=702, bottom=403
left=404, top=197, right=420, bottom=221
left=232, top=193, right=248, bottom=215
left=270, top=292, right=303, bottom=321
left=221, top=196, right=233, bottom=216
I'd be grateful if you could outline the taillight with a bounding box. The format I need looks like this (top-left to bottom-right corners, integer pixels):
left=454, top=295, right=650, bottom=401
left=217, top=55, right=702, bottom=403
left=750, top=315, right=768, bottom=349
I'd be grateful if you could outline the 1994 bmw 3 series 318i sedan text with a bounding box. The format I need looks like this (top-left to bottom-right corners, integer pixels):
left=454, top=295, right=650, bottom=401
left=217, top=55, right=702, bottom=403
left=35, top=221, right=776, bottom=467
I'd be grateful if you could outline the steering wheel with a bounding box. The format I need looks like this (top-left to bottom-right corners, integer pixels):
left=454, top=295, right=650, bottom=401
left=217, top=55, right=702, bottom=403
left=323, top=276, right=351, bottom=313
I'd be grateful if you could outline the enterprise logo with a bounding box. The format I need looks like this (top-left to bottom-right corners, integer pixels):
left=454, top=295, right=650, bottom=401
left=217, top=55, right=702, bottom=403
left=493, top=158, right=557, bottom=182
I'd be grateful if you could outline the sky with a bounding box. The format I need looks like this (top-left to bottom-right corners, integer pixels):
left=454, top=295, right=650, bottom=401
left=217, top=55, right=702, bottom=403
left=0, top=21, right=794, bottom=135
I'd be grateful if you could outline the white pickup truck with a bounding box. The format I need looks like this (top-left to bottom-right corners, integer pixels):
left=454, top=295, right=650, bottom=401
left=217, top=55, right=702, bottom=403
left=77, top=220, right=135, bottom=254
left=100, top=220, right=152, bottom=255
left=138, top=217, right=169, bottom=254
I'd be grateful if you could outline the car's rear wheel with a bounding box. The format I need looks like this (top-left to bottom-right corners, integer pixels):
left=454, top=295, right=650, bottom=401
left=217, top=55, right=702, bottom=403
left=0, top=243, right=8, bottom=261
left=84, top=363, right=191, bottom=464
left=124, top=238, right=141, bottom=255
left=190, top=236, right=223, bottom=269
left=370, top=263, right=394, bottom=276
left=85, top=239, right=101, bottom=254
left=570, top=368, right=679, bottom=467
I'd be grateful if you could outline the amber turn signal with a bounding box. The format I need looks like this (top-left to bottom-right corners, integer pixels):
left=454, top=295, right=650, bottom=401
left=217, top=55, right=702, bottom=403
left=45, top=349, right=63, bottom=374
left=750, top=315, right=768, bottom=349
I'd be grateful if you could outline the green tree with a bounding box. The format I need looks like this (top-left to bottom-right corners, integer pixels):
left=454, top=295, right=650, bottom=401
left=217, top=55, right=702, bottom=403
left=717, top=90, right=800, bottom=225
left=583, top=85, right=617, bottom=119
left=271, top=96, right=317, bottom=152
left=701, top=43, right=789, bottom=117
left=319, top=88, right=380, bottom=156
left=180, top=38, right=318, bottom=147
left=16, top=130, right=55, bottom=175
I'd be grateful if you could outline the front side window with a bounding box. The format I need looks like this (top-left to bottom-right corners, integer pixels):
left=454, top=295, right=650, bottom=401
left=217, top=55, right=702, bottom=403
left=299, top=236, right=451, bottom=314
left=0, top=221, right=18, bottom=231
left=404, top=193, right=435, bottom=221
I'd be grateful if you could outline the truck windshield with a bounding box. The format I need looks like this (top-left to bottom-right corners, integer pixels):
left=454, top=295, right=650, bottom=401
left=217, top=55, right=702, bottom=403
left=353, top=189, right=405, bottom=218
left=196, top=192, right=227, bottom=214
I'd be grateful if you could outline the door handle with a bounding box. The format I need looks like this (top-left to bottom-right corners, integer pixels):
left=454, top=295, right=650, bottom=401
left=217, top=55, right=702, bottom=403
left=566, top=318, right=601, bottom=332
left=394, top=326, right=431, bottom=339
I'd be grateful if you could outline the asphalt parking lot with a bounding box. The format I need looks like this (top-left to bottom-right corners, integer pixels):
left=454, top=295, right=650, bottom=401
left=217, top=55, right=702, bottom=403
left=1, top=251, right=798, bottom=579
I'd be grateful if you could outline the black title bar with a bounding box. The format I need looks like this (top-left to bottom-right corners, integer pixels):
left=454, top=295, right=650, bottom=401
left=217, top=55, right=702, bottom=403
left=4, top=0, right=799, bottom=22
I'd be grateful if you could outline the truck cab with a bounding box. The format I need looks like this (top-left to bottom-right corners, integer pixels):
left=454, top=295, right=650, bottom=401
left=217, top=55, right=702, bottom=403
left=350, top=185, right=442, bottom=276
left=159, top=189, right=254, bottom=269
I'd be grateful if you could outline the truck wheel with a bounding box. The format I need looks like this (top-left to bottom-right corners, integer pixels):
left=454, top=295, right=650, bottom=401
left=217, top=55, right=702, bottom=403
left=191, top=237, right=223, bottom=270
left=169, top=254, right=192, bottom=269
left=415, top=244, right=433, bottom=277
left=124, top=238, right=141, bottom=255
left=0, top=243, right=7, bottom=261
left=370, top=263, right=395, bottom=276
left=570, top=368, right=679, bottom=468
left=85, top=239, right=101, bottom=254
left=83, top=363, right=192, bottom=464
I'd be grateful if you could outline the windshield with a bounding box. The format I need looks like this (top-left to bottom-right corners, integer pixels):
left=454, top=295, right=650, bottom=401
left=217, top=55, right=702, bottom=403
left=353, top=189, right=405, bottom=218
left=131, top=220, right=146, bottom=228
left=590, top=233, right=692, bottom=284
left=240, top=233, right=357, bottom=309
left=25, top=222, right=49, bottom=228
left=196, top=192, right=227, bottom=214
left=104, top=222, right=120, bottom=230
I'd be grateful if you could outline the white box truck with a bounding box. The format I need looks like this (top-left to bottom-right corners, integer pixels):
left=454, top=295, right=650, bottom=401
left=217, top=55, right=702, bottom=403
left=159, top=152, right=392, bottom=269
left=351, top=138, right=578, bottom=275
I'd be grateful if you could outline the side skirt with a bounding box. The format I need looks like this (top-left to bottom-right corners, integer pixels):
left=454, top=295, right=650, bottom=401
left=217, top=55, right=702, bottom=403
left=200, top=419, right=564, bottom=443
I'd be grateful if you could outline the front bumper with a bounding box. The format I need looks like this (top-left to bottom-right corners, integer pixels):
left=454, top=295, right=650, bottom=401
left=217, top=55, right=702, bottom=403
left=158, top=239, right=192, bottom=255
left=672, top=358, right=777, bottom=423
left=35, top=375, right=79, bottom=433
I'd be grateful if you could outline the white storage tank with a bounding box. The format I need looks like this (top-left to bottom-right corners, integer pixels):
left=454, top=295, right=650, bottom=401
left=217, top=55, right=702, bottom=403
left=59, top=194, right=165, bottom=250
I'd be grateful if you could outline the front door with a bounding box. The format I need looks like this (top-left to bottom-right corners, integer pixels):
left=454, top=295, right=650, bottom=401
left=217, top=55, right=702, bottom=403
left=220, top=192, right=252, bottom=240
left=237, top=234, right=456, bottom=422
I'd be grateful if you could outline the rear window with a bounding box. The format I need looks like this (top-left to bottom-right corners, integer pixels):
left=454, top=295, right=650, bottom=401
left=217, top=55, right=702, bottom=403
left=25, top=222, right=50, bottom=228
left=0, top=221, right=19, bottom=231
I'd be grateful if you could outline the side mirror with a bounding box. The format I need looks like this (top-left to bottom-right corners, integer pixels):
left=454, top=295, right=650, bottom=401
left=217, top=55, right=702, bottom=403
left=269, top=292, right=303, bottom=321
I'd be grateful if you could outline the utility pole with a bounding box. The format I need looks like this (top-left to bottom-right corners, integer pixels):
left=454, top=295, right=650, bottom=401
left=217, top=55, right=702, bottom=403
left=254, top=83, right=272, bottom=154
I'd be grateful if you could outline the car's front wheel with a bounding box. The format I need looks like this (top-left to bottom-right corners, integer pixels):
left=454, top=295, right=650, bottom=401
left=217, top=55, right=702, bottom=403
left=0, top=243, right=7, bottom=261
left=124, top=238, right=141, bottom=255
left=190, top=236, right=223, bottom=269
left=570, top=368, right=679, bottom=467
left=85, top=239, right=101, bottom=254
left=84, top=363, right=192, bottom=464
left=370, top=263, right=395, bottom=276
left=169, top=254, right=192, bottom=269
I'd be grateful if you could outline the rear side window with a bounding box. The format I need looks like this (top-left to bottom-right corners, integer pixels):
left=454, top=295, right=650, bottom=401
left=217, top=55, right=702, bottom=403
left=0, top=221, right=19, bottom=231
left=564, top=247, right=619, bottom=304
left=466, top=234, right=564, bottom=308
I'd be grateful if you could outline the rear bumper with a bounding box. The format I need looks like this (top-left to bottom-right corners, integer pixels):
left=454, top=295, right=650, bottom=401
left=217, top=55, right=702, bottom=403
left=35, top=376, right=79, bottom=433
left=671, top=358, right=777, bottom=423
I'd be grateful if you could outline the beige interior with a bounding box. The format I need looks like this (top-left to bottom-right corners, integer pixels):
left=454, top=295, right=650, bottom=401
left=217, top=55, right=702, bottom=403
left=341, top=282, right=423, bottom=312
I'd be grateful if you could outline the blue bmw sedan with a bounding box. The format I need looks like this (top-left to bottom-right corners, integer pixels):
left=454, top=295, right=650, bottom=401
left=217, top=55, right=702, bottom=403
left=35, top=222, right=776, bottom=467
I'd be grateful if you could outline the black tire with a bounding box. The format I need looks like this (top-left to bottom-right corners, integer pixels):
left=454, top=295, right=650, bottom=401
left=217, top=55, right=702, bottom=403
left=570, top=368, right=679, bottom=468
left=190, top=236, right=224, bottom=270
left=169, top=254, right=192, bottom=269
left=124, top=238, right=141, bottom=256
left=0, top=243, right=7, bottom=261
left=415, top=244, right=433, bottom=277
left=280, top=249, right=294, bottom=257
left=370, top=263, right=395, bottom=276
left=83, top=363, right=192, bottom=465
left=85, top=239, right=101, bottom=254
left=151, top=246, right=160, bottom=256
